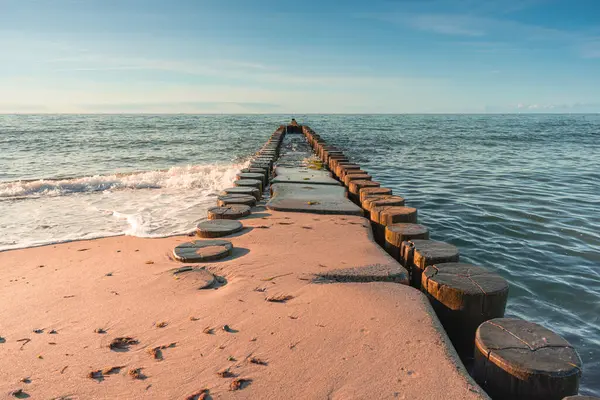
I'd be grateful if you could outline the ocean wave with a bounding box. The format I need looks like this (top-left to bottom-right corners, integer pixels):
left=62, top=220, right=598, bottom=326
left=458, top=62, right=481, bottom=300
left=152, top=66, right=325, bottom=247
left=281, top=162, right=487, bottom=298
left=0, top=163, right=247, bottom=199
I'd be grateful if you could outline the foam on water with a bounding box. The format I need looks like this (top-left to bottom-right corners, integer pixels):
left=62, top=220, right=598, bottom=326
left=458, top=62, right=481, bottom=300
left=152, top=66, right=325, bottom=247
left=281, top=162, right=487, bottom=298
left=0, top=164, right=243, bottom=198
left=0, top=162, right=246, bottom=251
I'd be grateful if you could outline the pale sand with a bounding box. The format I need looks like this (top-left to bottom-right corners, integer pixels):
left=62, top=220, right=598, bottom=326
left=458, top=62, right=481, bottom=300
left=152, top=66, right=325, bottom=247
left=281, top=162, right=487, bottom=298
left=0, top=210, right=487, bottom=399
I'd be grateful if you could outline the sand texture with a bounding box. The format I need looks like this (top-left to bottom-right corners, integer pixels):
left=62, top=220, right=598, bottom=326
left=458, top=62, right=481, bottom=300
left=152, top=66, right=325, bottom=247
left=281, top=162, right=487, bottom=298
left=0, top=210, right=487, bottom=399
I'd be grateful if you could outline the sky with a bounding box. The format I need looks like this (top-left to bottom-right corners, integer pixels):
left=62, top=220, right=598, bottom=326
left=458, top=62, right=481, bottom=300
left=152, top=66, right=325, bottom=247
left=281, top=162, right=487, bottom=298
left=0, top=0, right=599, bottom=113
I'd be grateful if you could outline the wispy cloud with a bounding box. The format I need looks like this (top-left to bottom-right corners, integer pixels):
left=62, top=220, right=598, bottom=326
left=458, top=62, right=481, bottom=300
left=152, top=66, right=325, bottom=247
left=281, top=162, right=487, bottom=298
left=361, top=10, right=599, bottom=59
left=406, top=14, right=486, bottom=36
left=580, top=39, right=600, bottom=59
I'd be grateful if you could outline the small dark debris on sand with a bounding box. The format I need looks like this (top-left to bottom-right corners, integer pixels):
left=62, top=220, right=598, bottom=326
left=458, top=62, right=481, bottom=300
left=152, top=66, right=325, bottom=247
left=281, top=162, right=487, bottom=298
left=128, top=368, right=145, bottom=380
left=94, top=328, right=106, bottom=334
left=260, top=272, right=293, bottom=282
left=87, top=370, right=103, bottom=380
left=222, top=325, right=237, bottom=333
left=10, top=388, right=28, bottom=398
left=148, top=343, right=176, bottom=360
left=186, top=389, right=209, bottom=400
left=217, top=368, right=235, bottom=378
left=60, top=366, right=68, bottom=374
left=249, top=357, right=267, bottom=366
left=63, top=295, right=75, bottom=298
left=49, top=329, right=57, bottom=334
left=103, top=366, right=125, bottom=375
left=155, top=321, right=168, bottom=328
left=109, top=337, right=139, bottom=351
left=145, top=260, right=154, bottom=265
left=203, top=327, right=214, bottom=335
left=266, top=294, right=294, bottom=303
left=230, top=378, right=251, bottom=391
left=33, top=329, right=44, bottom=334
left=189, top=316, right=199, bottom=321
left=17, top=338, right=31, bottom=350
left=77, top=248, right=90, bottom=252
left=19, top=378, right=30, bottom=384
left=105, top=272, right=113, bottom=277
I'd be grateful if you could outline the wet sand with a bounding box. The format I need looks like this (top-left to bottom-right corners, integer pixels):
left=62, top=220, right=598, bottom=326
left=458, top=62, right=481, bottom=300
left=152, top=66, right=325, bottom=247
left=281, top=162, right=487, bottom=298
left=0, top=210, right=486, bottom=399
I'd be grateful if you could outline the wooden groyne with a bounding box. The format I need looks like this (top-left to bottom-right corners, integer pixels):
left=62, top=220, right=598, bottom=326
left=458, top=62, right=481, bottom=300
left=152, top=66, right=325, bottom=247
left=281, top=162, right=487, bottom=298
left=0, top=120, right=592, bottom=399
left=169, top=120, right=587, bottom=399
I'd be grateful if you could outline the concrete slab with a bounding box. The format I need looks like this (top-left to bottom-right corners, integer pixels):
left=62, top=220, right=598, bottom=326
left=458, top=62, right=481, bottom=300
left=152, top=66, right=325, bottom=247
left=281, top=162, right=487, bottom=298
left=271, top=167, right=341, bottom=186
left=267, top=183, right=363, bottom=215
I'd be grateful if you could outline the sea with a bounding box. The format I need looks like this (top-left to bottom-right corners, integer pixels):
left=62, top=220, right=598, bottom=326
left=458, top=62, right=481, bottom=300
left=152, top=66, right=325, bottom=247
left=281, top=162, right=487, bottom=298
left=1, top=114, right=599, bottom=395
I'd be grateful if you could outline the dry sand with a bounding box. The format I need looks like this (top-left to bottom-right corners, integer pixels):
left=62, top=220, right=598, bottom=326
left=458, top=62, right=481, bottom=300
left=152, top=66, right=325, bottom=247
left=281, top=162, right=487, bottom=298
left=0, top=209, right=487, bottom=399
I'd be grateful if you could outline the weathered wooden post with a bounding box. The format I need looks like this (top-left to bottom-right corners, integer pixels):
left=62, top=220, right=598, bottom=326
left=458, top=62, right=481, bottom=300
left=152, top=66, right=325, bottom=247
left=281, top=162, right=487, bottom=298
left=207, top=205, right=251, bottom=220
left=344, top=173, right=372, bottom=186
left=473, top=318, right=582, bottom=400
left=361, top=195, right=405, bottom=219
left=370, top=206, right=417, bottom=245
left=400, top=240, right=459, bottom=288
left=348, top=180, right=380, bottom=204
left=384, top=222, right=428, bottom=259
left=359, top=187, right=393, bottom=204
left=422, top=262, right=509, bottom=357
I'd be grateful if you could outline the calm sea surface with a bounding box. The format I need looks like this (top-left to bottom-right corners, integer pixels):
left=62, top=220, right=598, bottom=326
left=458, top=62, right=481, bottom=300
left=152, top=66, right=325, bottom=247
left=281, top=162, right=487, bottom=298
left=1, top=114, right=599, bottom=394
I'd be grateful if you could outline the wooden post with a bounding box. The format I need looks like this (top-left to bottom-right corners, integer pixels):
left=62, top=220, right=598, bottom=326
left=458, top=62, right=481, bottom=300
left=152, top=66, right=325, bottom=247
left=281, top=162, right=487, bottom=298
left=359, top=187, right=393, bottom=204
left=400, top=240, right=459, bottom=288
left=422, top=262, right=509, bottom=358
left=384, top=222, right=428, bottom=259
left=361, top=195, right=405, bottom=219
left=370, top=206, right=417, bottom=245
left=335, top=163, right=361, bottom=180
left=344, top=173, right=372, bottom=186
left=348, top=180, right=380, bottom=204
left=234, top=179, right=263, bottom=192
left=473, top=318, right=582, bottom=400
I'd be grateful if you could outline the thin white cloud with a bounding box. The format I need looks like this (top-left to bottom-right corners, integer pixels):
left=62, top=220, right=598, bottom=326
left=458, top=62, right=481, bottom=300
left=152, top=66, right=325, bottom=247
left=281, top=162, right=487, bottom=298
left=580, top=39, right=600, bottom=59
left=359, top=10, right=596, bottom=59
left=407, top=14, right=486, bottom=37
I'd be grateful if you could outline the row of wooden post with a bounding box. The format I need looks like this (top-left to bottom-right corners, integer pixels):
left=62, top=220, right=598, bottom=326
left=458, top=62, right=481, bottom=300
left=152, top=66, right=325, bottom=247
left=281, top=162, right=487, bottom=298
left=207, top=127, right=285, bottom=220
left=300, top=123, right=587, bottom=400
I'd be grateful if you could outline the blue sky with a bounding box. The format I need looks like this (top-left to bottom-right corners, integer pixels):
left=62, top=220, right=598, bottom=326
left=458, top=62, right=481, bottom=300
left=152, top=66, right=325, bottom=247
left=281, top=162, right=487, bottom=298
left=1, top=0, right=599, bottom=113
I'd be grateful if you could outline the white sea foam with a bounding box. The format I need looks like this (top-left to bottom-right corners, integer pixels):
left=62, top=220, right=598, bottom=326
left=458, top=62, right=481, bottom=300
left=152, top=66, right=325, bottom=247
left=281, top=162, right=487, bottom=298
left=0, top=163, right=244, bottom=199
left=0, top=162, right=247, bottom=251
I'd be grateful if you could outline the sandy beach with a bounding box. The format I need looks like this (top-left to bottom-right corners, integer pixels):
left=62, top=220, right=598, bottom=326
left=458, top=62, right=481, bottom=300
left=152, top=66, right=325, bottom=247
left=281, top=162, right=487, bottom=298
left=0, top=209, right=485, bottom=399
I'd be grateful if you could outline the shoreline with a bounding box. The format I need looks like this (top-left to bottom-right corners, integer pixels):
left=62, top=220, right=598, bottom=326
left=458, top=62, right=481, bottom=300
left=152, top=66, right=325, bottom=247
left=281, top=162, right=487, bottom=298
left=1, top=120, right=589, bottom=399
left=0, top=212, right=485, bottom=399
